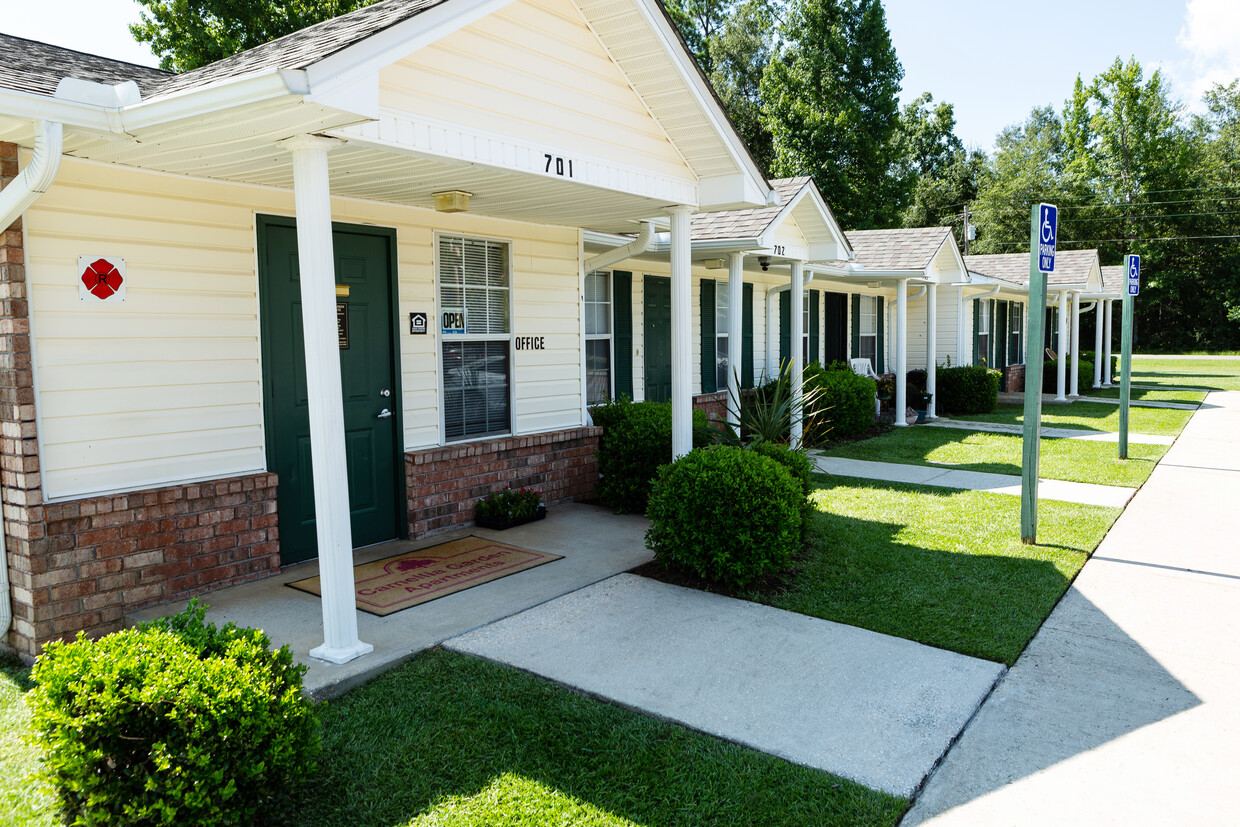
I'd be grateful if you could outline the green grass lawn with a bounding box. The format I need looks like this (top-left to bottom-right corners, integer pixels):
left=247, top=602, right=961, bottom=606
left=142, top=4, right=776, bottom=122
left=0, top=656, right=55, bottom=827
left=1082, top=387, right=1205, bottom=404
left=950, top=401, right=1192, bottom=437
left=0, top=649, right=904, bottom=827
left=754, top=478, right=1120, bottom=666
left=1130, top=356, right=1240, bottom=392
left=819, top=425, right=1165, bottom=488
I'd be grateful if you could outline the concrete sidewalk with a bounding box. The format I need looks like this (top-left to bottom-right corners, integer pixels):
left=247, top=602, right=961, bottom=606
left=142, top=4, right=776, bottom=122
left=904, top=390, right=1240, bottom=824
left=447, top=574, right=1005, bottom=798
left=812, top=456, right=1134, bottom=509
left=1076, top=394, right=1199, bottom=410
left=928, top=417, right=1175, bottom=446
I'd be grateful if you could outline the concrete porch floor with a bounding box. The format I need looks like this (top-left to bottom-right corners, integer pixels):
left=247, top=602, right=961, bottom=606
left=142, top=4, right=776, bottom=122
left=129, top=502, right=651, bottom=699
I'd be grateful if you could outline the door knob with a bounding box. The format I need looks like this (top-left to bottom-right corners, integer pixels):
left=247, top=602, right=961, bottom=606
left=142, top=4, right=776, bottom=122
left=376, top=408, right=392, bottom=419
left=380, top=388, right=391, bottom=397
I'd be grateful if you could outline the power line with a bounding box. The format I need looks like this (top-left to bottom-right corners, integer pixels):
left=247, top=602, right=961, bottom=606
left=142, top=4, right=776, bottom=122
left=987, top=234, right=1240, bottom=247
left=1064, top=209, right=1240, bottom=223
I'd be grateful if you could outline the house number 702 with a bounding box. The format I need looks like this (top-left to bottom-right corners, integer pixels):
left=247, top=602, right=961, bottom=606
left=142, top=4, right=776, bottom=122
left=544, top=154, right=574, bottom=177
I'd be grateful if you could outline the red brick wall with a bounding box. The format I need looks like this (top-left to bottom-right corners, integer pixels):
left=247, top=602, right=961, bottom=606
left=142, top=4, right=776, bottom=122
left=8, top=473, right=279, bottom=657
left=1004, top=363, right=1027, bottom=394
left=692, top=391, right=728, bottom=424
left=406, top=426, right=600, bottom=537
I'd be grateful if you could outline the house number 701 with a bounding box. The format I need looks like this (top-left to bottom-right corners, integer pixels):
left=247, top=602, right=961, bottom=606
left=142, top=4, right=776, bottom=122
left=544, top=154, right=574, bottom=177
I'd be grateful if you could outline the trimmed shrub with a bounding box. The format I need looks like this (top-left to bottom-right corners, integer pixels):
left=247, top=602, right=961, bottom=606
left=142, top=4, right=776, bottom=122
left=591, top=398, right=711, bottom=513
left=646, top=446, right=802, bottom=589
left=1042, top=359, right=1095, bottom=393
left=1080, top=350, right=1119, bottom=384
left=29, top=600, right=318, bottom=826
left=749, top=441, right=813, bottom=500
left=937, top=365, right=1001, bottom=414
left=803, top=364, right=876, bottom=440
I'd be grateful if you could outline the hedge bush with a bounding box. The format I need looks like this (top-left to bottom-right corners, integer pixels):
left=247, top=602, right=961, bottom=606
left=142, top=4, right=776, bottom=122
left=646, top=446, right=802, bottom=589
left=591, top=399, right=711, bottom=513
left=1042, top=359, right=1095, bottom=393
left=803, top=364, right=876, bottom=439
left=936, top=365, right=1001, bottom=414
left=1080, top=350, right=1119, bottom=384
left=749, top=441, right=813, bottom=500
left=28, top=601, right=319, bottom=826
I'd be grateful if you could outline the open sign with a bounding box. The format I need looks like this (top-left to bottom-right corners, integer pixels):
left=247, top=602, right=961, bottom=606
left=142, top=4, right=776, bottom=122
left=442, top=308, right=465, bottom=334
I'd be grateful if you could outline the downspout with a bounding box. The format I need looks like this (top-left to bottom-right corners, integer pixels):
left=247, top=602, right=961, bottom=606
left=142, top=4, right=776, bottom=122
left=583, top=220, right=655, bottom=273
left=765, top=267, right=814, bottom=379
left=1077, top=301, right=1097, bottom=314
left=0, top=120, right=63, bottom=641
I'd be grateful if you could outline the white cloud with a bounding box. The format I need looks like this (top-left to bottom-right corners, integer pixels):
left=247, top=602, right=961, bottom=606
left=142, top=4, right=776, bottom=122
left=1174, top=0, right=1240, bottom=105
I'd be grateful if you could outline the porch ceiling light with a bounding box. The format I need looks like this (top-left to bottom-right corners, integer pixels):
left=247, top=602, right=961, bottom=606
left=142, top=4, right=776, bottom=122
left=702, top=258, right=726, bottom=269
left=433, top=190, right=472, bottom=213
left=867, top=281, right=882, bottom=288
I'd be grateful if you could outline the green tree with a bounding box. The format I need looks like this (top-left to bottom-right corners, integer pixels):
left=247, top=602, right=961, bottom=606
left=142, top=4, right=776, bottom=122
left=895, top=93, right=984, bottom=237
left=705, top=0, right=779, bottom=173
left=662, top=0, right=735, bottom=74
left=761, top=0, right=905, bottom=229
left=131, top=0, right=377, bottom=72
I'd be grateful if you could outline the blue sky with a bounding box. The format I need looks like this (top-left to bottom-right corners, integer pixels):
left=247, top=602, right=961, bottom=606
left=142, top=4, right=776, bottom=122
left=5, top=1, right=1239, bottom=153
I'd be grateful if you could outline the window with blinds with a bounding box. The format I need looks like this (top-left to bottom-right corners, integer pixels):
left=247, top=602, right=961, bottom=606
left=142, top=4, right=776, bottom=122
left=584, top=271, right=612, bottom=405
left=439, top=236, right=512, bottom=440
left=715, top=285, right=729, bottom=390
left=858, top=295, right=878, bottom=370
left=977, top=300, right=991, bottom=366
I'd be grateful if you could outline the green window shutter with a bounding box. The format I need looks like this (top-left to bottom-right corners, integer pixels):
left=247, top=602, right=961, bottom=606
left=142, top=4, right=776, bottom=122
left=850, top=293, right=861, bottom=358
left=876, top=296, right=885, bottom=373
left=700, top=278, right=716, bottom=393
left=779, top=290, right=790, bottom=364
left=972, top=300, right=981, bottom=365
left=809, top=290, right=820, bottom=366
left=612, top=271, right=633, bottom=400
left=742, top=282, right=754, bottom=388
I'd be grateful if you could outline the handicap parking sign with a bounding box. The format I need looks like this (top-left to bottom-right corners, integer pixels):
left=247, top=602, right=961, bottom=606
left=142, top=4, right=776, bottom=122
left=1126, top=254, right=1140, bottom=297
left=1038, top=203, right=1056, bottom=273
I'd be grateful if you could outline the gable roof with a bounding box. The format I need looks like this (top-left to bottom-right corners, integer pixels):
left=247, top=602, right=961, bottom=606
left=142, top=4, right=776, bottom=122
left=965, top=250, right=1099, bottom=287
left=1100, top=264, right=1125, bottom=293
left=0, top=33, right=170, bottom=98
left=845, top=227, right=953, bottom=271
left=692, top=177, right=808, bottom=241
left=149, top=0, right=446, bottom=99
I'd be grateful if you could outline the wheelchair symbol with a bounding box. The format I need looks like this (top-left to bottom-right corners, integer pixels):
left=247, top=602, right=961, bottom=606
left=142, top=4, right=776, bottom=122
left=1041, top=209, right=1056, bottom=243
left=1129, top=260, right=1139, bottom=277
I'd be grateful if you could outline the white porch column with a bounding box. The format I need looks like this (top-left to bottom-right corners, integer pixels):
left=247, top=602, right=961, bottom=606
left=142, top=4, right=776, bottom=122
left=1055, top=290, right=1069, bottom=402
left=1103, top=299, right=1114, bottom=387
left=957, top=287, right=967, bottom=364
left=789, top=261, right=805, bottom=447
left=1093, top=299, right=1104, bottom=388
left=1069, top=290, right=1081, bottom=397
left=282, top=135, right=373, bottom=666
left=894, top=278, right=909, bottom=426
left=925, top=282, right=937, bottom=419
left=726, top=251, right=744, bottom=431
left=669, top=205, right=694, bottom=459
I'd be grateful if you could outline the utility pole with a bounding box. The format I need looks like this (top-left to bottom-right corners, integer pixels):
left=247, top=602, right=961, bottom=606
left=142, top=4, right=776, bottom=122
left=962, top=203, right=971, bottom=255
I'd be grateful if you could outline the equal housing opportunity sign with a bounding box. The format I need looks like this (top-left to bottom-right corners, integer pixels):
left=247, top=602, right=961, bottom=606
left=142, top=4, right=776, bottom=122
left=287, top=536, right=562, bottom=616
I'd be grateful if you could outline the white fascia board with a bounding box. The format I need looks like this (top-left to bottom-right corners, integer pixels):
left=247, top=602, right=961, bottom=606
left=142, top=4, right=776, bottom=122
left=302, top=0, right=517, bottom=94
left=120, top=70, right=308, bottom=131
left=929, top=233, right=968, bottom=281
left=630, top=0, right=770, bottom=208
left=0, top=89, right=115, bottom=133
left=802, top=183, right=854, bottom=259
left=697, top=172, right=768, bottom=211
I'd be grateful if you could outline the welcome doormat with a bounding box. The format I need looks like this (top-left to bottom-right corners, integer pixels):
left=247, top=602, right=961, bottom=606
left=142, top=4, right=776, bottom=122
left=285, top=536, right=563, bottom=616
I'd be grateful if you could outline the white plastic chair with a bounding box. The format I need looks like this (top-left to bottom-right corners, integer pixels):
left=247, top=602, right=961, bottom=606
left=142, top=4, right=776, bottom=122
left=850, top=357, right=878, bottom=379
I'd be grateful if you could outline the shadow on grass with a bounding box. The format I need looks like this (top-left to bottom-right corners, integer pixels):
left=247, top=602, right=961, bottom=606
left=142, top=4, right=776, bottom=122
left=285, top=649, right=904, bottom=827
left=822, top=426, right=1025, bottom=477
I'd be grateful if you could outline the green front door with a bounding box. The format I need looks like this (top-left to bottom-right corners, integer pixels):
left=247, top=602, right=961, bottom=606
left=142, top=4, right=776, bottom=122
left=258, top=217, right=402, bottom=565
left=643, top=275, right=671, bottom=403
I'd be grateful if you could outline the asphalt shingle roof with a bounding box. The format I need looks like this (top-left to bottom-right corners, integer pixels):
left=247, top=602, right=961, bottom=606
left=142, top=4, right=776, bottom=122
left=691, top=177, right=810, bottom=241
left=1100, top=264, right=1126, bottom=293
left=0, top=33, right=170, bottom=98
left=965, top=250, right=1099, bottom=288
left=844, top=226, right=952, bottom=271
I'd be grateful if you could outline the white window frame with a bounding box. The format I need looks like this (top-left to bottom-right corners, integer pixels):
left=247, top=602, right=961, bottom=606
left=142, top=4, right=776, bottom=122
left=977, top=300, right=991, bottom=366
left=713, top=282, right=730, bottom=391
left=1010, top=302, right=1022, bottom=365
left=435, top=231, right=517, bottom=444
left=584, top=270, right=614, bottom=406
left=858, top=294, right=878, bottom=370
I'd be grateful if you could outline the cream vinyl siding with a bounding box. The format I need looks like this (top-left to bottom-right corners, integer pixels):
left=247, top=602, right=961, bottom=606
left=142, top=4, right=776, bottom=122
left=379, top=0, right=692, bottom=182
left=25, top=158, right=583, bottom=500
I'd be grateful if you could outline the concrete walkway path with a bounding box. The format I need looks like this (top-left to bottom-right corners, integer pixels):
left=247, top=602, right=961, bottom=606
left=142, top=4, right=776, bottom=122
left=928, top=417, right=1175, bottom=446
left=904, top=390, right=1240, bottom=824
left=811, top=456, right=1135, bottom=509
left=447, top=574, right=1005, bottom=798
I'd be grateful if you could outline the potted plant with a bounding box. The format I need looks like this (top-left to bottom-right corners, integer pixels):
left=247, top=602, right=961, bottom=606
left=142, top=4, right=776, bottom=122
left=474, top=487, right=546, bottom=530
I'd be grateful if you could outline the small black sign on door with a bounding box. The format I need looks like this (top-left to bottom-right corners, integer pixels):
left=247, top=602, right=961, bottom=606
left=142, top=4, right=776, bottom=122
left=409, top=311, right=428, bottom=334
left=337, top=302, right=349, bottom=349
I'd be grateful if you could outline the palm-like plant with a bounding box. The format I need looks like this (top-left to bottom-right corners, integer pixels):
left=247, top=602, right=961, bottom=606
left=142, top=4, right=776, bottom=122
left=717, top=360, right=829, bottom=447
